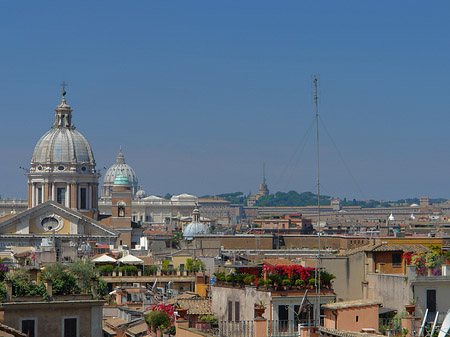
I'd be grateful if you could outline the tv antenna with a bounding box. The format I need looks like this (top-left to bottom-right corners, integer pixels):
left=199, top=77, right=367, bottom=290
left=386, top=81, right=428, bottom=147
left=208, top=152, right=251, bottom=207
left=313, top=74, right=321, bottom=327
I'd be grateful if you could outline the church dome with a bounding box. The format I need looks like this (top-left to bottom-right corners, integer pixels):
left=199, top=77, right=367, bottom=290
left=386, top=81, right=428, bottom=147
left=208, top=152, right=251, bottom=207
left=32, top=128, right=94, bottom=165
left=30, top=91, right=95, bottom=169
left=102, top=148, right=138, bottom=197
left=135, top=187, right=147, bottom=199
left=183, top=206, right=209, bottom=240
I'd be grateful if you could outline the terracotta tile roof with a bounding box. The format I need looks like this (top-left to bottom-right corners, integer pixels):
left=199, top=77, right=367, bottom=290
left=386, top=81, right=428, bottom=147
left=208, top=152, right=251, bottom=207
left=170, top=298, right=213, bottom=315
left=140, top=256, right=155, bottom=265
left=126, top=321, right=149, bottom=336
left=371, top=244, right=430, bottom=253
left=322, top=300, right=382, bottom=310
left=103, top=325, right=117, bottom=335
left=105, top=317, right=127, bottom=328
left=167, top=292, right=200, bottom=304
left=262, top=258, right=297, bottom=267
left=336, top=244, right=380, bottom=257
left=337, top=243, right=430, bottom=257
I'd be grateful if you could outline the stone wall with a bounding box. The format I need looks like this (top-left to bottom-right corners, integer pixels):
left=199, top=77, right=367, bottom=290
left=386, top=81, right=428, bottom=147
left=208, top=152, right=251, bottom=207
left=366, top=273, right=408, bottom=313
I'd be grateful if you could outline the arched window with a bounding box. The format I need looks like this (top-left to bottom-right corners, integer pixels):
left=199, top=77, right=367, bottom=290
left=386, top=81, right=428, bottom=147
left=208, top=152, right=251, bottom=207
left=118, top=201, right=126, bottom=217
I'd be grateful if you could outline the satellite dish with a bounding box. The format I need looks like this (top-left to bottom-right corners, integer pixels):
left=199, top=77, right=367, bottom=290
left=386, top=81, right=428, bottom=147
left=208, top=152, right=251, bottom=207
left=438, top=310, right=450, bottom=337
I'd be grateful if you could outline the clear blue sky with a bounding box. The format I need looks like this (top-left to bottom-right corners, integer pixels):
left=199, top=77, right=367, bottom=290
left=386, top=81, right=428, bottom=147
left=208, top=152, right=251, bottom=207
left=1, top=1, right=449, bottom=201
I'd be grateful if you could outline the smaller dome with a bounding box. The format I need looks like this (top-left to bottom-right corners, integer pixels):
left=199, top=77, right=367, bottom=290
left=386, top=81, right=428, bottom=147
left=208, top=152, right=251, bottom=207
left=183, top=221, right=208, bottom=240
left=388, top=213, right=395, bottom=221
left=135, top=188, right=147, bottom=199
left=114, top=174, right=130, bottom=185
left=183, top=205, right=208, bottom=240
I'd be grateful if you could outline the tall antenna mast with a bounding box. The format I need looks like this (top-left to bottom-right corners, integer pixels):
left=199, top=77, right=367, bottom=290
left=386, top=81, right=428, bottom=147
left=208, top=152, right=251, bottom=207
left=313, top=74, right=321, bottom=327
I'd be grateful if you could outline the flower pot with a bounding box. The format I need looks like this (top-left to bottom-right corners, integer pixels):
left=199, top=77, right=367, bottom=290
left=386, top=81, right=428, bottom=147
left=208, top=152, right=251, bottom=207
left=405, top=304, right=416, bottom=315
left=254, top=306, right=265, bottom=318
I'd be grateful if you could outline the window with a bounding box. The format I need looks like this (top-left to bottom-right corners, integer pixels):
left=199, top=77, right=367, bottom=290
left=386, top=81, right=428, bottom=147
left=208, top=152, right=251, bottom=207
left=278, top=305, right=289, bottom=321
left=356, top=315, right=359, bottom=322
left=228, top=301, right=233, bottom=321
left=392, top=253, right=402, bottom=267
left=64, top=317, right=77, bottom=337
left=118, top=205, right=125, bottom=217
left=57, top=188, right=66, bottom=205
left=80, top=188, right=87, bottom=209
left=427, top=289, right=437, bottom=313
left=235, top=301, right=240, bottom=322
left=37, top=187, right=42, bottom=204
left=21, top=319, right=35, bottom=337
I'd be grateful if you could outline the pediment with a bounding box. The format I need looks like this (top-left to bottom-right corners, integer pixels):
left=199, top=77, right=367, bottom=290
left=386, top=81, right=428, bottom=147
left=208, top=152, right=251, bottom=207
left=0, top=201, right=117, bottom=237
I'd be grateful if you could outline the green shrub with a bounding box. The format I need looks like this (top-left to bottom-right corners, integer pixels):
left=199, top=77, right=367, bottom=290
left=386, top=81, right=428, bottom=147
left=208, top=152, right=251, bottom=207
left=243, top=274, right=256, bottom=285
left=97, top=265, right=114, bottom=274
left=198, top=315, right=218, bottom=324
left=214, top=272, right=226, bottom=282
left=144, top=265, right=158, bottom=276
left=295, top=279, right=305, bottom=287
left=145, top=310, right=172, bottom=333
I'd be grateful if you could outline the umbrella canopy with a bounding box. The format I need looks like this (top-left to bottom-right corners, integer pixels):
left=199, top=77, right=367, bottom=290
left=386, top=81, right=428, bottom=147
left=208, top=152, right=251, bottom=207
left=92, top=254, right=117, bottom=263
left=118, top=254, right=144, bottom=264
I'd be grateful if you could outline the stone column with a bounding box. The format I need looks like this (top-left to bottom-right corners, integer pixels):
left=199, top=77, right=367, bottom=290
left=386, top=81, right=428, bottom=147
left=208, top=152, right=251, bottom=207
left=28, top=183, right=33, bottom=208
left=65, top=183, right=70, bottom=207
left=88, top=184, right=92, bottom=210
left=52, top=183, right=56, bottom=201
left=70, top=183, right=77, bottom=209
left=44, top=183, right=49, bottom=202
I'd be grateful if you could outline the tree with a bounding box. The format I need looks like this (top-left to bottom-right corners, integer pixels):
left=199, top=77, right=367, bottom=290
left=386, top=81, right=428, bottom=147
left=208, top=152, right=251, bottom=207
left=70, top=260, right=96, bottom=292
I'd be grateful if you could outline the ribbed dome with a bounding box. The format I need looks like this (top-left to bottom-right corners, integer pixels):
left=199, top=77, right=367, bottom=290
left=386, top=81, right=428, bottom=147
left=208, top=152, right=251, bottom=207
left=183, top=205, right=208, bottom=240
left=102, top=148, right=138, bottom=196
left=183, top=221, right=208, bottom=240
left=31, top=92, right=95, bottom=166
left=135, top=188, right=147, bottom=199
left=32, top=128, right=94, bottom=164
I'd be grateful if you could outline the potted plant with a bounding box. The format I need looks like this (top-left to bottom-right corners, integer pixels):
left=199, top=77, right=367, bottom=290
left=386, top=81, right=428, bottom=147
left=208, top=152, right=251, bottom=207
left=405, top=299, right=416, bottom=315
left=295, top=279, right=305, bottom=289
left=282, top=279, right=291, bottom=290
left=254, top=300, right=266, bottom=318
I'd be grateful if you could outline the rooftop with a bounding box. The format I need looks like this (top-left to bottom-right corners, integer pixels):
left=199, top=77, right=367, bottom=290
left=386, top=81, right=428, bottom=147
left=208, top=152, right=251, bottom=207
left=322, top=300, right=382, bottom=310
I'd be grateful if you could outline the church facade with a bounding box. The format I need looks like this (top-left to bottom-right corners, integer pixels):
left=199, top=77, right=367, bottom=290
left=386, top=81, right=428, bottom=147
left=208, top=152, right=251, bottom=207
left=0, top=90, right=118, bottom=252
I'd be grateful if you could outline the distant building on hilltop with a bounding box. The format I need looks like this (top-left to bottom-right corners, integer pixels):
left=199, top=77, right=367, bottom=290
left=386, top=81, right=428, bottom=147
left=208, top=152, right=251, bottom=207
left=247, top=163, right=269, bottom=207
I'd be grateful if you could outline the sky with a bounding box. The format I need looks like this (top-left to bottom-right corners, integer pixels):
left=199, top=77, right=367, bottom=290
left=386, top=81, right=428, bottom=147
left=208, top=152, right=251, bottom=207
left=0, top=1, right=449, bottom=201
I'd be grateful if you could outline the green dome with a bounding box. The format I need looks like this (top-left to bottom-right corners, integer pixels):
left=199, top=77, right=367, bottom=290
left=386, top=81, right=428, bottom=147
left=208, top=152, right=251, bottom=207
left=114, top=174, right=130, bottom=185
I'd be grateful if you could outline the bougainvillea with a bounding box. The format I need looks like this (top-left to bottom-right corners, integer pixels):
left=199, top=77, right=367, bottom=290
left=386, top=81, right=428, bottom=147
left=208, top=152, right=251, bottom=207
left=145, top=302, right=175, bottom=333
left=263, top=264, right=316, bottom=282
left=402, top=252, right=412, bottom=265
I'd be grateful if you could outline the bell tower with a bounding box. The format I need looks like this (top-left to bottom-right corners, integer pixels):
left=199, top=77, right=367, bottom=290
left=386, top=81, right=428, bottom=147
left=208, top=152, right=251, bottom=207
left=111, top=174, right=132, bottom=247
